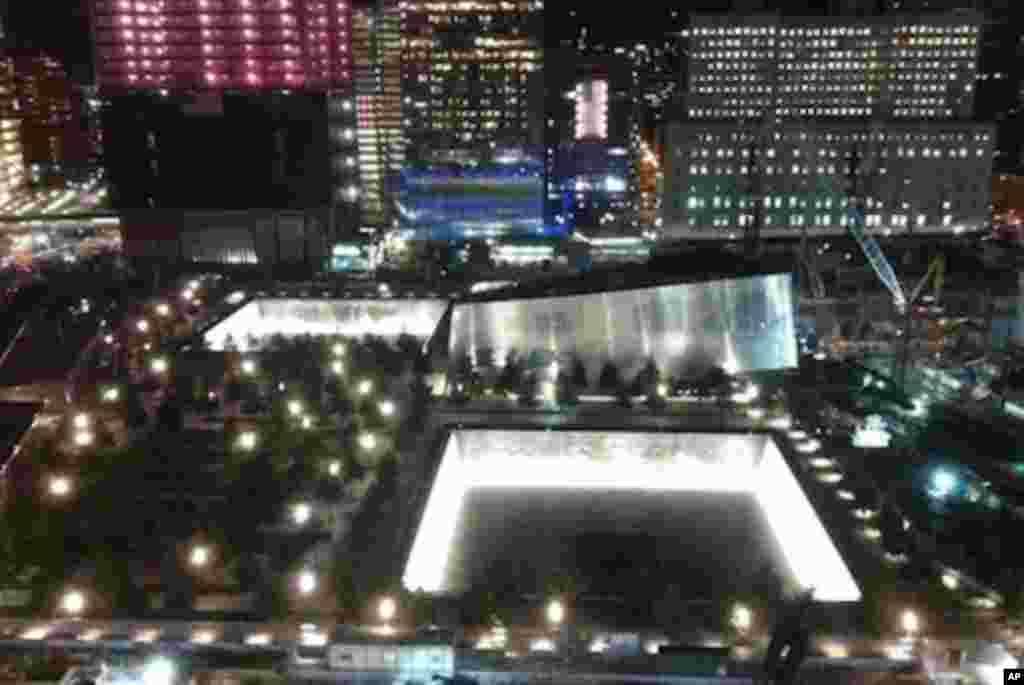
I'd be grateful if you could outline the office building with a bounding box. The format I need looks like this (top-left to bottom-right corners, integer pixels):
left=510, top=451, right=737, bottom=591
left=663, top=120, right=994, bottom=237
left=10, top=51, right=95, bottom=186
left=351, top=0, right=402, bottom=228
left=399, top=0, right=543, bottom=158
left=0, top=57, right=25, bottom=206
left=88, top=0, right=353, bottom=91
left=662, top=13, right=993, bottom=238
left=685, top=14, right=980, bottom=121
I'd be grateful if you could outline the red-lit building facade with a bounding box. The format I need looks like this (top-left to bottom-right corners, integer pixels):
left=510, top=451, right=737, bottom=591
left=89, top=0, right=353, bottom=92
left=88, top=0, right=361, bottom=266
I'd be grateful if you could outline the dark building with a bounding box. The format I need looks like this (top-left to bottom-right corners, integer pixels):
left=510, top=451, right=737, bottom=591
left=102, top=92, right=330, bottom=211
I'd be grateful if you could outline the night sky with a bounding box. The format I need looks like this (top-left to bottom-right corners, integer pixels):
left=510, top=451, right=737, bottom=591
left=5, top=0, right=94, bottom=82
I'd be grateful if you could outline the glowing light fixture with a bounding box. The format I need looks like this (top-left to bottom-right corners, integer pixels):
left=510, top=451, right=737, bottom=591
left=358, top=379, right=373, bottom=396
left=297, top=570, right=317, bottom=595
left=378, top=596, right=397, bottom=622
left=941, top=572, right=959, bottom=590
left=403, top=431, right=860, bottom=602
left=292, top=502, right=312, bottom=525
left=359, top=432, right=376, bottom=450
left=190, top=545, right=210, bottom=567
left=60, top=590, right=86, bottom=615
left=49, top=474, right=73, bottom=497
left=546, top=599, right=565, bottom=625
left=379, top=400, right=395, bottom=417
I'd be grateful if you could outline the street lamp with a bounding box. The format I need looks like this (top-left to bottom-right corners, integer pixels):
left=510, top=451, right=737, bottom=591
left=288, top=400, right=303, bottom=417
left=901, top=609, right=920, bottom=636
left=48, top=474, right=73, bottom=498
left=137, top=319, right=150, bottom=334
left=60, top=589, right=86, bottom=616
left=332, top=342, right=346, bottom=357
left=732, top=604, right=753, bottom=633
left=190, top=545, right=210, bottom=568
left=359, top=432, right=376, bottom=450
left=102, top=387, right=119, bottom=402
left=74, top=431, right=94, bottom=447
left=378, top=596, right=397, bottom=622
left=301, top=415, right=313, bottom=430
left=378, top=400, right=395, bottom=417
left=237, top=431, right=258, bottom=451
left=150, top=357, right=169, bottom=374
left=292, top=502, right=312, bottom=526
left=241, top=359, right=256, bottom=375
left=297, top=570, right=317, bottom=595
left=73, top=413, right=91, bottom=430
left=328, top=460, right=342, bottom=477
left=546, top=599, right=564, bottom=627
left=357, top=379, right=373, bottom=396
left=155, top=303, right=171, bottom=317
left=331, top=360, right=344, bottom=375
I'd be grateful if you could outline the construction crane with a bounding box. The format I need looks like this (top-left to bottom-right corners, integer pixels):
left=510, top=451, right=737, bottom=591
left=845, top=138, right=907, bottom=311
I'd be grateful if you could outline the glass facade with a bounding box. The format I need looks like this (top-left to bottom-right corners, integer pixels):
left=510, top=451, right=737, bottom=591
left=395, top=147, right=545, bottom=241
left=0, top=59, right=25, bottom=206
left=449, top=272, right=799, bottom=383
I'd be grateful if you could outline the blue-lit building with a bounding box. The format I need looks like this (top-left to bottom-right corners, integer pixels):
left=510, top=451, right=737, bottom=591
left=395, top=147, right=554, bottom=242
left=553, top=140, right=634, bottom=231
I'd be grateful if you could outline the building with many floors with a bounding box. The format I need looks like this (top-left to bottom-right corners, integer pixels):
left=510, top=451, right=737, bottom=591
left=0, top=57, right=25, bottom=207
left=662, top=12, right=994, bottom=238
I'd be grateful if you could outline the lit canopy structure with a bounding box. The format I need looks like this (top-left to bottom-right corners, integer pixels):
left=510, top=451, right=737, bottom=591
left=403, top=430, right=861, bottom=603
left=203, top=298, right=448, bottom=351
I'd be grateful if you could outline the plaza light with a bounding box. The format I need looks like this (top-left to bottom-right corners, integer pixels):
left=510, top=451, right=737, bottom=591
left=60, top=589, right=86, bottom=616
left=288, top=400, right=303, bottom=416
left=796, top=439, right=822, bottom=453
left=328, top=460, right=342, bottom=477
left=331, top=360, right=344, bottom=375
left=809, top=458, right=834, bottom=469
left=245, top=633, right=272, bottom=646
left=237, top=431, right=258, bottom=451
left=241, top=359, right=256, bottom=375
left=137, top=319, right=150, bottom=333
left=155, top=303, right=171, bottom=317
left=74, top=431, right=94, bottom=447
left=188, top=279, right=200, bottom=291
left=191, top=629, right=216, bottom=644
left=301, top=415, right=313, bottom=430
left=73, top=413, right=91, bottom=430
left=379, top=400, right=395, bottom=417
left=731, top=604, right=753, bottom=633
left=103, top=334, right=114, bottom=345
left=836, top=489, right=856, bottom=501
left=141, top=657, right=176, bottom=685
left=657, top=383, right=668, bottom=398
left=292, top=502, right=312, bottom=525
left=150, top=357, right=169, bottom=374
left=190, top=545, right=210, bottom=568
left=102, top=386, right=119, bottom=402
left=929, top=469, right=957, bottom=499
left=901, top=609, right=920, bottom=636
left=48, top=474, right=73, bottom=497
left=297, top=570, right=318, bottom=595
left=359, top=432, right=377, bottom=450
left=378, top=596, right=397, bottom=622
left=332, top=342, right=346, bottom=357
left=942, top=572, right=959, bottom=590
left=546, top=599, right=565, bottom=626
left=181, top=289, right=194, bottom=301
left=357, top=379, right=373, bottom=396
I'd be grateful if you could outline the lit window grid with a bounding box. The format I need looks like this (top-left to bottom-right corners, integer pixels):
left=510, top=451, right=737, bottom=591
left=662, top=122, right=993, bottom=236
left=90, top=0, right=353, bottom=90
left=685, top=17, right=978, bottom=121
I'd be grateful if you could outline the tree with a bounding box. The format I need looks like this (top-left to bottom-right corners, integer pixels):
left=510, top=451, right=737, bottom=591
left=632, top=359, right=660, bottom=396
left=571, top=357, right=588, bottom=390
left=497, top=352, right=523, bottom=395
left=556, top=371, right=578, bottom=406
left=517, top=373, right=539, bottom=408
left=598, top=361, right=623, bottom=394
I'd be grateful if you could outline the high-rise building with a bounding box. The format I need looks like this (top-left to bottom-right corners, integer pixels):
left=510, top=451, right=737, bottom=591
left=10, top=51, right=96, bottom=186
left=88, top=0, right=353, bottom=91
left=399, top=0, right=543, bottom=158
left=574, top=77, right=609, bottom=141
left=684, top=14, right=979, bottom=121
left=0, top=57, right=25, bottom=206
left=87, top=0, right=362, bottom=264
left=351, top=0, right=402, bottom=228
left=662, top=13, right=993, bottom=238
